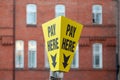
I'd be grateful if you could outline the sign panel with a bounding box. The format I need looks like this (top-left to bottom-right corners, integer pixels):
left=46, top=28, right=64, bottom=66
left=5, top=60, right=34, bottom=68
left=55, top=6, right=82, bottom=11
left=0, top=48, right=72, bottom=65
left=42, top=16, right=83, bottom=72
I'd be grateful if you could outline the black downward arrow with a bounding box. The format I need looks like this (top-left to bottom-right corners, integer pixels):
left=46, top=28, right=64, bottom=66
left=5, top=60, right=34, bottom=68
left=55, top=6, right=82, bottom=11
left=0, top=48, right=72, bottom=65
left=51, top=54, right=57, bottom=68
left=63, top=54, right=70, bottom=68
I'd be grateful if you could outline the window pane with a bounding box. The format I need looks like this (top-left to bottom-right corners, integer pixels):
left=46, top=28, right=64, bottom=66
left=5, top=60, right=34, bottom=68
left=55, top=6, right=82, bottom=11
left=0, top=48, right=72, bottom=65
left=27, top=13, right=36, bottom=24
left=96, top=13, right=102, bottom=24
left=29, top=40, right=37, bottom=50
left=92, top=5, right=102, bottom=24
left=15, top=40, right=24, bottom=68
left=29, top=51, right=36, bottom=68
left=16, top=53, right=23, bottom=67
left=72, top=54, right=76, bottom=66
left=93, top=43, right=102, bottom=69
left=27, top=4, right=36, bottom=12
left=56, top=13, right=65, bottom=17
left=28, top=41, right=37, bottom=68
left=71, top=45, right=79, bottom=68
left=55, top=5, right=65, bottom=17
left=95, top=55, right=100, bottom=66
left=94, top=44, right=100, bottom=53
left=27, top=4, right=37, bottom=25
left=93, top=13, right=102, bottom=24
left=93, top=5, right=102, bottom=13
left=93, top=13, right=95, bottom=23
left=45, top=47, right=49, bottom=68
left=28, top=51, right=32, bottom=67
left=32, top=51, right=36, bottom=67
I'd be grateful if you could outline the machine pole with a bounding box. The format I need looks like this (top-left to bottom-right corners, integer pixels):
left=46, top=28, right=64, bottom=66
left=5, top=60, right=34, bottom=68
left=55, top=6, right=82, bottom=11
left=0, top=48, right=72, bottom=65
left=49, top=71, right=64, bottom=80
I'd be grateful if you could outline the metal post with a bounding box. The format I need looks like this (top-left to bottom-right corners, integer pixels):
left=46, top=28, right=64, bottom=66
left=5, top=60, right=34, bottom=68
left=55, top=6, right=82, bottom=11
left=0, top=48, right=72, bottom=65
left=49, top=71, right=64, bottom=80
left=13, top=0, right=16, bottom=80
left=116, top=0, right=120, bottom=80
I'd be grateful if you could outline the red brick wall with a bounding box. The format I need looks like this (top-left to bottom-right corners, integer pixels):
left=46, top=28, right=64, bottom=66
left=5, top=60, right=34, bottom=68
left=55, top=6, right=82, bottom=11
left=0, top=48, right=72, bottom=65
left=65, top=71, right=116, bottom=80
left=0, top=0, right=14, bottom=80
left=0, top=0, right=117, bottom=80
left=15, top=71, right=49, bottom=80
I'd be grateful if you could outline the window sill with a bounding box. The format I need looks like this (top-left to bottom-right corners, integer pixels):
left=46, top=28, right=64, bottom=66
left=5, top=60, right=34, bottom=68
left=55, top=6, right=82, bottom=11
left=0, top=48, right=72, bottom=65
left=92, top=23, right=102, bottom=25
left=93, top=67, right=102, bottom=70
left=15, top=68, right=24, bottom=70
left=71, top=68, right=79, bottom=70
left=28, top=68, right=38, bottom=70
left=27, top=24, right=37, bottom=27
left=71, top=67, right=79, bottom=70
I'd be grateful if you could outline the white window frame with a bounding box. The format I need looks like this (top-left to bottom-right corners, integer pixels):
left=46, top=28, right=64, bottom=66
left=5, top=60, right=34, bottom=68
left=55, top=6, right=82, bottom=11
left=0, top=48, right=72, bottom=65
left=45, top=47, right=49, bottom=68
left=28, top=40, right=37, bottom=68
left=92, top=5, right=102, bottom=24
left=93, top=43, right=103, bottom=69
left=15, top=40, right=24, bottom=68
left=71, top=44, right=79, bottom=68
left=26, top=4, right=37, bottom=25
left=55, top=4, right=65, bottom=17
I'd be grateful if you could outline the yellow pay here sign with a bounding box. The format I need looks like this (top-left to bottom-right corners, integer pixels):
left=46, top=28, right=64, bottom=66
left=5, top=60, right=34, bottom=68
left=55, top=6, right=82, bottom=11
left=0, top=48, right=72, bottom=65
left=42, top=16, right=83, bottom=72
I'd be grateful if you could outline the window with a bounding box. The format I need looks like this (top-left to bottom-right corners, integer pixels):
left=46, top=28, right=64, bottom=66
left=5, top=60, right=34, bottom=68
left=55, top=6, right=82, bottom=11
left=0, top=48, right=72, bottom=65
left=71, top=45, right=79, bottom=68
left=45, top=47, right=49, bottom=68
left=28, top=40, right=37, bottom=68
left=15, top=40, right=24, bottom=68
left=26, top=4, right=37, bottom=25
left=55, top=5, right=65, bottom=17
left=93, top=43, right=102, bottom=69
left=92, top=5, right=102, bottom=24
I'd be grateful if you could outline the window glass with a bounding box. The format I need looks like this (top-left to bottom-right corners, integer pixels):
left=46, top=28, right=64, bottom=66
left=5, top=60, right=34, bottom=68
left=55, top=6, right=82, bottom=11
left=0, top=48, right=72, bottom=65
left=93, top=43, right=102, bottom=69
left=28, top=40, right=37, bottom=68
left=55, top=5, right=65, bottom=17
left=27, top=4, right=37, bottom=25
left=15, top=40, right=24, bottom=68
left=92, top=5, right=102, bottom=24
left=71, top=45, right=79, bottom=68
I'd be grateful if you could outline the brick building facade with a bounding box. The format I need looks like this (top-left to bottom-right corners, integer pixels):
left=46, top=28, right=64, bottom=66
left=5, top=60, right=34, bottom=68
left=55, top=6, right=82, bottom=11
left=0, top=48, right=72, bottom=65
left=0, top=0, right=117, bottom=80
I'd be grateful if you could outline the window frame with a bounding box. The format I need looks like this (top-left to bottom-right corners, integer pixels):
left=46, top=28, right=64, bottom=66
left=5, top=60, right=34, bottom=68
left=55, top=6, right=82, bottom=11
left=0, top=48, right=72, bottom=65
left=93, top=43, right=103, bottom=69
left=28, top=40, right=37, bottom=69
left=15, top=40, right=24, bottom=69
left=26, top=4, right=37, bottom=25
left=71, top=44, right=79, bottom=68
left=45, top=47, right=49, bottom=68
left=55, top=4, right=65, bottom=17
left=92, top=5, right=102, bottom=24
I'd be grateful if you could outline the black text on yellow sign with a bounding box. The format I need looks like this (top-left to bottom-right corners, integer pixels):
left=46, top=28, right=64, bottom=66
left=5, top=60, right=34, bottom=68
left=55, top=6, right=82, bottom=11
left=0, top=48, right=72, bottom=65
left=61, top=24, right=76, bottom=53
left=47, top=24, right=59, bottom=51
left=42, top=16, right=83, bottom=72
